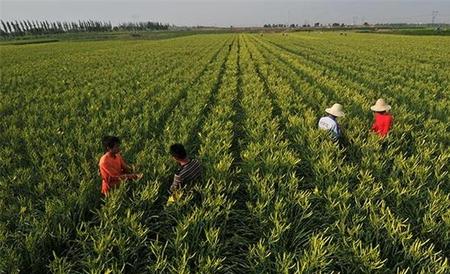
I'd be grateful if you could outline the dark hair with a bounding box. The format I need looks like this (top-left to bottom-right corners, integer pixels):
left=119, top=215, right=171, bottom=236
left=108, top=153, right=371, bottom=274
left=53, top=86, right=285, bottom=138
left=102, top=136, right=120, bottom=151
left=170, top=143, right=187, bottom=159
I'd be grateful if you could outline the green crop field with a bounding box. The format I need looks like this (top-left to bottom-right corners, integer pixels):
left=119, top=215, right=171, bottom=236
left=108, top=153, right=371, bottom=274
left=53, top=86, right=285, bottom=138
left=1, top=32, right=449, bottom=273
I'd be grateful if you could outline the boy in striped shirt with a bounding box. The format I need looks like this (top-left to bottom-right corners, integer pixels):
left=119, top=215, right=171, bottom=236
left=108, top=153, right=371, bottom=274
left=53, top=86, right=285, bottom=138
left=169, top=143, right=202, bottom=194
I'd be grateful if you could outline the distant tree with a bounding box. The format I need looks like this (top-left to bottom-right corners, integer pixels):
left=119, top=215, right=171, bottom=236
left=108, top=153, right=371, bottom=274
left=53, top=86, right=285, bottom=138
left=1, top=20, right=9, bottom=34
left=12, top=21, right=19, bottom=34
left=64, top=22, right=70, bottom=31
left=26, top=20, right=33, bottom=32
left=19, top=21, right=27, bottom=33
left=15, top=21, right=23, bottom=34
left=44, top=21, right=51, bottom=33
left=52, top=22, right=57, bottom=33
left=25, top=20, right=31, bottom=32
left=29, top=21, right=36, bottom=34
left=314, top=22, right=320, bottom=27
left=39, top=21, right=43, bottom=30
left=0, top=21, right=6, bottom=37
left=1, top=19, right=171, bottom=37
left=363, top=22, right=370, bottom=26
left=6, top=21, right=13, bottom=34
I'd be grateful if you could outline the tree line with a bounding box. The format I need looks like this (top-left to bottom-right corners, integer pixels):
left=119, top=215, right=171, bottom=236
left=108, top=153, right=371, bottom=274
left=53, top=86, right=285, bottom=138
left=0, top=20, right=170, bottom=37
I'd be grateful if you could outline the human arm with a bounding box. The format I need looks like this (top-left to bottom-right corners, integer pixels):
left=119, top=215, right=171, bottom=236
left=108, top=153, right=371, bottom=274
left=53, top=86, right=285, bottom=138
left=170, top=174, right=183, bottom=193
left=100, top=163, right=141, bottom=182
left=118, top=173, right=143, bottom=180
left=118, top=155, right=143, bottom=179
left=119, top=155, right=134, bottom=174
left=371, top=121, right=378, bottom=132
left=330, top=123, right=341, bottom=140
left=100, top=164, right=116, bottom=184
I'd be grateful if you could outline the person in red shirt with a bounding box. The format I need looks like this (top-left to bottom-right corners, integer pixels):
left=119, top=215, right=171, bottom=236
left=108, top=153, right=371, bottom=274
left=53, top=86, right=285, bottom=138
left=99, top=136, right=142, bottom=196
left=371, top=98, right=393, bottom=137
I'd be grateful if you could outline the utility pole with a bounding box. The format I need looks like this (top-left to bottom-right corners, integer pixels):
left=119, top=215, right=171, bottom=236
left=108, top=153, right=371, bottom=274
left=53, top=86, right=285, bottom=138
left=432, top=10, right=438, bottom=26
left=287, top=10, right=291, bottom=29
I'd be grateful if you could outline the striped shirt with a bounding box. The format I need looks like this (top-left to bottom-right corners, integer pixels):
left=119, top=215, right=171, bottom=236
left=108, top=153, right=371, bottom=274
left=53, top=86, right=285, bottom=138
left=170, top=159, right=202, bottom=192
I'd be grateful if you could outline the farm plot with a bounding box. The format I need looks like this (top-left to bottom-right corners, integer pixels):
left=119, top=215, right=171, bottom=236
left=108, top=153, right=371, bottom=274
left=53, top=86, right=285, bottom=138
left=1, top=32, right=449, bottom=273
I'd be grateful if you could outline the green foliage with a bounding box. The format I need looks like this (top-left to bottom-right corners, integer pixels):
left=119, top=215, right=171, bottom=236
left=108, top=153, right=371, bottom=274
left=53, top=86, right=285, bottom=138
left=1, top=32, right=449, bottom=273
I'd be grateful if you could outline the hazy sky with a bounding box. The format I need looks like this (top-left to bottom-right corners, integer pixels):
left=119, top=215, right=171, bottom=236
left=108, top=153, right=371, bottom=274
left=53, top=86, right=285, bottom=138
left=1, top=0, right=449, bottom=27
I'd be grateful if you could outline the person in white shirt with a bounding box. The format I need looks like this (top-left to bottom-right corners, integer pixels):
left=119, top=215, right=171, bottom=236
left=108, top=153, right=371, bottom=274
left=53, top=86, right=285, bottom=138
left=318, top=103, right=345, bottom=140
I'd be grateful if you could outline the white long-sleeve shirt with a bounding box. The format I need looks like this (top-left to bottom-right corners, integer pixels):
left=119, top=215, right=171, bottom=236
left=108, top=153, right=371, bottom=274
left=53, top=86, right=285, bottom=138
left=318, top=116, right=341, bottom=139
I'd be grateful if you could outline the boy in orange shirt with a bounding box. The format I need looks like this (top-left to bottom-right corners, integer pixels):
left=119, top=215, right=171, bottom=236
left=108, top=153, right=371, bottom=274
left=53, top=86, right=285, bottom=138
left=99, top=136, right=142, bottom=196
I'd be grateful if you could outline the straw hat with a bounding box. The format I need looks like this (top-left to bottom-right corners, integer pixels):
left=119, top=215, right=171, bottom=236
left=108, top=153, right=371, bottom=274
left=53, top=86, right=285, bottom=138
left=325, top=103, right=345, bottom=117
left=371, top=98, right=391, bottom=112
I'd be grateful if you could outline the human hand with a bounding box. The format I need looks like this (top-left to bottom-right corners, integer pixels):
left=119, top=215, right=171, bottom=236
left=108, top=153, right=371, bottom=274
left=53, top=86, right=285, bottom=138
left=133, top=173, right=143, bottom=180
left=123, top=173, right=143, bottom=180
left=169, top=183, right=179, bottom=194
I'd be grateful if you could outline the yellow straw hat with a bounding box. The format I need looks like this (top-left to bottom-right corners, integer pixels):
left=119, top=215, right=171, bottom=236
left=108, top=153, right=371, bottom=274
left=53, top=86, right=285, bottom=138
left=371, top=98, right=391, bottom=112
left=325, top=103, right=345, bottom=117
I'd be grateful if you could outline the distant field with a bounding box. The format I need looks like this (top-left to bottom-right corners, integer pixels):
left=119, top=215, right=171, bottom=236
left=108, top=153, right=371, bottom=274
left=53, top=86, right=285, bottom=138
left=358, top=28, right=450, bottom=36
left=1, top=32, right=449, bottom=273
left=0, top=29, right=234, bottom=45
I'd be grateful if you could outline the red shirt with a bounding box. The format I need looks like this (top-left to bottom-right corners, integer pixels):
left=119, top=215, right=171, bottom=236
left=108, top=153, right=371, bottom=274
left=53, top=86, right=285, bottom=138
left=99, top=152, right=126, bottom=195
left=372, top=113, right=393, bottom=137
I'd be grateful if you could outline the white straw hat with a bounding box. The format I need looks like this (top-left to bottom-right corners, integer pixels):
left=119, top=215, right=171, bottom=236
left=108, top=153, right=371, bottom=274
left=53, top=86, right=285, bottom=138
left=370, top=98, right=391, bottom=112
left=325, top=103, right=345, bottom=117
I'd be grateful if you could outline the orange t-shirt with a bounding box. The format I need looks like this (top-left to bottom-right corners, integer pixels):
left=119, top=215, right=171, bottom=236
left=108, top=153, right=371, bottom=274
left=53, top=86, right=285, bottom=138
left=99, top=153, right=126, bottom=195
